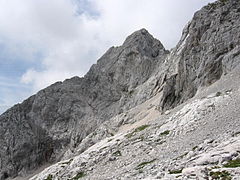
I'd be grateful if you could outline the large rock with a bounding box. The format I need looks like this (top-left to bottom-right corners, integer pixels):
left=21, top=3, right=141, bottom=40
left=159, top=0, right=240, bottom=111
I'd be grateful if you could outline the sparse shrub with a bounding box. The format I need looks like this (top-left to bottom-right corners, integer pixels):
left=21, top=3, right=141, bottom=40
left=210, top=166, right=221, bottom=169
left=160, top=130, right=170, bottom=136
left=210, top=170, right=231, bottom=179
left=224, top=158, right=240, bottom=168
left=169, top=169, right=183, bottom=174
left=45, top=174, right=53, bottom=180
left=216, top=92, right=222, bottom=97
left=126, top=125, right=150, bottom=138
left=135, top=125, right=150, bottom=132
left=219, top=0, right=228, bottom=3
left=70, top=172, right=86, bottom=180
left=135, top=159, right=156, bottom=170
left=113, top=150, right=122, bottom=157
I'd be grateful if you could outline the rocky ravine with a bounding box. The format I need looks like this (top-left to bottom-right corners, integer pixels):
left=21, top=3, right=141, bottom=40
left=1, top=0, right=240, bottom=179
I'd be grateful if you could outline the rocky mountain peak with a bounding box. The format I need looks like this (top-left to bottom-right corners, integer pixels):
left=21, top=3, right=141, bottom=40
left=122, top=28, right=166, bottom=58
left=1, top=0, right=240, bottom=179
left=0, top=27, right=169, bottom=180
left=123, top=28, right=153, bottom=45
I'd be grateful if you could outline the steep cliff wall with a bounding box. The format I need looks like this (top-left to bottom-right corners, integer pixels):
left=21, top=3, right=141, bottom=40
left=159, top=0, right=240, bottom=111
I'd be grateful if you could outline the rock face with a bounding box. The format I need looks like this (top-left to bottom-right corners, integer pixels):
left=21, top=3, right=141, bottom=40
left=1, top=0, right=240, bottom=179
left=159, top=0, right=240, bottom=111
left=0, top=29, right=168, bottom=179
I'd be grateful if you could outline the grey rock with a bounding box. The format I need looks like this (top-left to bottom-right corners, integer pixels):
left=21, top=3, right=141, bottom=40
left=1, top=0, right=240, bottom=179
left=31, top=65, right=240, bottom=180
left=159, top=0, right=240, bottom=111
left=0, top=29, right=168, bottom=179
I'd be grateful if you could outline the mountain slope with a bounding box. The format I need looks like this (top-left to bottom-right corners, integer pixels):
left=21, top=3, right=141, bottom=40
left=1, top=0, right=240, bottom=179
left=30, top=66, right=240, bottom=179
left=0, top=29, right=168, bottom=179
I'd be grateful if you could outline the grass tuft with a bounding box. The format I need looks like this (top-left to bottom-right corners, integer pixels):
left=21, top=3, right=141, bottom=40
left=135, top=125, right=150, bottom=132
left=112, top=150, right=122, bottom=157
left=219, top=0, right=228, bottom=3
left=224, top=158, right=240, bottom=168
left=210, top=170, right=231, bottom=179
left=135, top=159, right=156, bottom=170
left=45, top=174, right=53, bottom=180
left=169, top=169, right=183, bottom=174
left=70, top=172, right=86, bottom=180
left=160, top=130, right=170, bottom=136
left=126, top=125, right=150, bottom=138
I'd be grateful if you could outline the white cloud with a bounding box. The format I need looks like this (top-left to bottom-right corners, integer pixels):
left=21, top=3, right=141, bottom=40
left=0, top=0, right=215, bottom=92
left=0, top=76, right=32, bottom=114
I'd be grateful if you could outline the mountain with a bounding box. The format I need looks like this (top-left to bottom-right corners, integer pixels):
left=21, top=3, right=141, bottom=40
left=1, top=0, right=240, bottom=179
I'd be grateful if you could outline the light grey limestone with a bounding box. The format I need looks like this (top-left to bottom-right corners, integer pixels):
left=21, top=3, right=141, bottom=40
left=0, top=29, right=168, bottom=179
left=1, top=0, right=240, bottom=179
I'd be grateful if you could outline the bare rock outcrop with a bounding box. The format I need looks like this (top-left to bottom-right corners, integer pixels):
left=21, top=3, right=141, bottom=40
left=159, top=0, right=240, bottom=111
left=1, top=0, right=240, bottom=179
left=0, top=29, right=168, bottom=179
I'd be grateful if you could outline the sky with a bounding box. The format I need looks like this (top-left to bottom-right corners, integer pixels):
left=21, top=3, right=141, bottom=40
left=0, top=0, right=215, bottom=114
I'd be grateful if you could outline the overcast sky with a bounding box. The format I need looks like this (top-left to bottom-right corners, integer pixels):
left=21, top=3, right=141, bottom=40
left=0, top=0, right=215, bottom=114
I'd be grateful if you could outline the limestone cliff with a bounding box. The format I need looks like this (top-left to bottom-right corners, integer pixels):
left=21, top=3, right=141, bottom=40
left=1, top=0, right=240, bottom=179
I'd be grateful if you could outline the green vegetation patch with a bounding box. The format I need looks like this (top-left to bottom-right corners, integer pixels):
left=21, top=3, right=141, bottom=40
left=224, top=158, right=240, bottom=168
left=160, top=130, right=170, bottom=136
left=135, top=159, right=156, bottom=170
left=112, top=150, right=122, bottom=157
left=135, top=125, right=150, bottom=132
left=126, top=125, right=150, bottom=138
left=210, top=170, right=231, bottom=180
left=70, top=172, right=86, bottom=180
left=210, top=166, right=221, bottom=169
left=219, top=0, right=228, bottom=3
left=45, top=174, right=53, bottom=180
left=169, top=168, right=183, bottom=174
